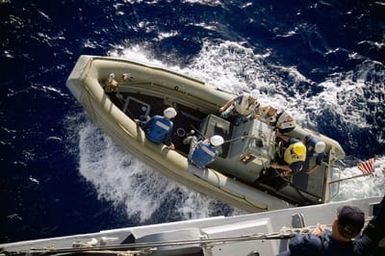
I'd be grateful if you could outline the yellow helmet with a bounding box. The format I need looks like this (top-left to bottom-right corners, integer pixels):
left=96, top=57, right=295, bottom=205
left=292, top=142, right=306, bottom=157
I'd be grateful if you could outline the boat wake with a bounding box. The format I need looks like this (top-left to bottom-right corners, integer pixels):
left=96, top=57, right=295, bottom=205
left=76, top=121, right=241, bottom=223
left=73, top=40, right=384, bottom=223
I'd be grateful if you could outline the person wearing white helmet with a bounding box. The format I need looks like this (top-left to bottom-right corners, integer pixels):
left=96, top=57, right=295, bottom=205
left=139, top=107, right=177, bottom=149
left=219, top=92, right=260, bottom=125
left=303, top=135, right=326, bottom=174
left=274, top=111, right=296, bottom=134
left=256, top=105, right=296, bottom=134
left=183, top=134, right=224, bottom=169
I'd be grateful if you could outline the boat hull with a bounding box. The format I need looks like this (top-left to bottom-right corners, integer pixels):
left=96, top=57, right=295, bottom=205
left=66, top=55, right=345, bottom=212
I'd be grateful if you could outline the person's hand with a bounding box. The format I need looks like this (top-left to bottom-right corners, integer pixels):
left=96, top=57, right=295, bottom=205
left=270, top=163, right=278, bottom=169
left=281, top=170, right=291, bottom=177
left=311, top=223, right=326, bottom=236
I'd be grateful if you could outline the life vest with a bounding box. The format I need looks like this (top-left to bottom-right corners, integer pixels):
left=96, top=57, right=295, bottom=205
left=234, top=95, right=257, bottom=116
left=191, top=142, right=218, bottom=168
left=284, top=142, right=306, bottom=165
left=146, top=115, right=173, bottom=144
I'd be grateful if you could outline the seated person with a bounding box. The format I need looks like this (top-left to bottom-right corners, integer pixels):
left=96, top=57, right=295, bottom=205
left=183, top=134, right=224, bottom=169
left=219, top=92, right=260, bottom=125
left=270, top=136, right=307, bottom=177
left=256, top=105, right=296, bottom=134
left=304, top=135, right=326, bottom=174
left=138, top=107, right=177, bottom=150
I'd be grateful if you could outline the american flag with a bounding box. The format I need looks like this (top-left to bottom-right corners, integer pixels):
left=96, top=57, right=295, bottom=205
left=357, top=158, right=376, bottom=175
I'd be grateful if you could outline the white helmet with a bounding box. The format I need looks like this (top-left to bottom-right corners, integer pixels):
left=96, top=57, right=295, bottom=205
left=210, top=135, right=224, bottom=147
left=242, top=92, right=251, bottom=100
left=314, top=141, right=326, bottom=154
left=250, top=89, right=259, bottom=99
left=163, top=107, right=177, bottom=119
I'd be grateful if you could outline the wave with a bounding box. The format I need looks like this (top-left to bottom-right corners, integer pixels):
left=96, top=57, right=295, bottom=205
left=76, top=120, right=241, bottom=223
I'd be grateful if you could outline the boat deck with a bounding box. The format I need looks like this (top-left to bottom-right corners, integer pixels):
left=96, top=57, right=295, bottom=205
left=108, top=91, right=326, bottom=206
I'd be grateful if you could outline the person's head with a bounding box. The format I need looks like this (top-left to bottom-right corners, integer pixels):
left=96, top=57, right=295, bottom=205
left=163, top=107, right=177, bottom=119
left=291, top=142, right=306, bottom=159
left=333, top=206, right=365, bottom=241
left=210, top=135, right=224, bottom=147
left=314, top=141, right=326, bottom=154
left=304, top=136, right=326, bottom=154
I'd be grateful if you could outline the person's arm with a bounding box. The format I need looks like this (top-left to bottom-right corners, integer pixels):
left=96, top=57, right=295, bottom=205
left=167, top=143, right=175, bottom=150
left=270, top=163, right=292, bottom=176
left=245, top=107, right=258, bottom=120
left=164, top=123, right=174, bottom=149
left=354, top=195, right=385, bottom=255
left=254, top=106, right=267, bottom=120
left=276, top=133, right=290, bottom=143
left=219, top=98, right=235, bottom=112
left=362, top=195, right=385, bottom=242
left=140, top=116, right=153, bottom=129
left=287, top=234, right=323, bottom=256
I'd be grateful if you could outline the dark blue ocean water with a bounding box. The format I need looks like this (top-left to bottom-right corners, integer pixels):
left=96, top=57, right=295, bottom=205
left=1, top=0, right=384, bottom=243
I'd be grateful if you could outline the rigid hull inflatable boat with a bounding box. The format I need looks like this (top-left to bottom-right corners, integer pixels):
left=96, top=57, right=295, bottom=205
left=66, top=55, right=345, bottom=212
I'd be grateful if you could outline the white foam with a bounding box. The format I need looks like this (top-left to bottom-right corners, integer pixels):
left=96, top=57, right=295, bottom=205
left=109, top=45, right=165, bottom=66
left=76, top=120, right=236, bottom=222
left=182, top=0, right=223, bottom=7
left=156, top=31, right=179, bottom=41
left=122, top=0, right=160, bottom=4
left=305, top=61, right=385, bottom=129
left=332, top=157, right=385, bottom=201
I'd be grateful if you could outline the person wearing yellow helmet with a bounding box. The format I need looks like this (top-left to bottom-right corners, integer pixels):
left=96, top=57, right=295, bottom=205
left=270, top=135, right=307, bottom=177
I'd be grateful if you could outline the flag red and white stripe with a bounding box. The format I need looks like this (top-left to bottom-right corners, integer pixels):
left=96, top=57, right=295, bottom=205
left=357, top=158, right=376, bottom=175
